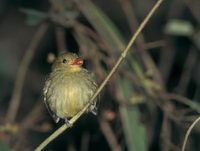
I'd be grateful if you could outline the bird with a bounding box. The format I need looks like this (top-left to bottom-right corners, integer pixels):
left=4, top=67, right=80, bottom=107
left=43, top=52, right=98, bottom=126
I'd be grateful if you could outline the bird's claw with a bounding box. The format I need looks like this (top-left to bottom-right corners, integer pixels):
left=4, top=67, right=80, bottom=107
left=53, top=115, right=60, bottom=123
left=65, top=119, right=73, bottom=127
left=91, top=106, right=98, bottom=116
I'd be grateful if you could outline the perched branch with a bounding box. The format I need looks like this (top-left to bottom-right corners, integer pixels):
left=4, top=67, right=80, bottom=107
left=35, top=0, right=163, bottom=150
left=181, top=116, right=200, bottom=151
left=6, top=23, right=49, bottom=123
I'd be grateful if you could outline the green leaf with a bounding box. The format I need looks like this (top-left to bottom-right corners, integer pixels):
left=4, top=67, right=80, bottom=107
left=121, top=76, right=133, bottom=100
left=193, top=30, right=200, bottom=50
left=76, top=0, right=144, bottom=79
left=0, top=141, right=12, bottom=151
left=20, top=8, right=48, bottom=26
left=77, top=0, right=126, bottom=51
left=119, top=77, right=147, bottom=151
left=164, top=19, right=194, bottom=36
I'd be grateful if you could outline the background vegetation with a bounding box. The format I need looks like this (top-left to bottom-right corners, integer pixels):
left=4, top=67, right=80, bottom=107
left=0, top=0, right=199, bottom=151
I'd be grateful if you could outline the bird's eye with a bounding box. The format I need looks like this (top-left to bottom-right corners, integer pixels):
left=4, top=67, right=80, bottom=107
left=63, top=59, right=67, bottom=64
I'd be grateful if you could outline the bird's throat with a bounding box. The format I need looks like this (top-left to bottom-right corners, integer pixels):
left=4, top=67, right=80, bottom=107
left=67, top=66, right=82, bottom=73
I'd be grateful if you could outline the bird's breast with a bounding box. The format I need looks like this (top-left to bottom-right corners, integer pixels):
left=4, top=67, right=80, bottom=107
left=47, top=71, right=97, bottom=118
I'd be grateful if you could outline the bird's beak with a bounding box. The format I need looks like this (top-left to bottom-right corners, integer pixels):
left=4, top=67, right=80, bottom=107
left=71, top=58, right=84, bottom=65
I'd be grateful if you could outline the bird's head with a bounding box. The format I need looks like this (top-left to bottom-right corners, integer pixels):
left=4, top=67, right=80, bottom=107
left=52, top=52, right=84, bottom=72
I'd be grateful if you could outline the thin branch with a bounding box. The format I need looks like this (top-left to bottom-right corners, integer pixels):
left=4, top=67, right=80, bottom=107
left=175, top=47, right=197, bottom=95
left=119, top=0, right=164, bottom=86
left=35, top=1, right=163, bottom=150
left=181, top=116, right=200, bottom=151
left=161, top=115, right=171, bottom=151
left=184, top=0, right=200, bottom=24
left=99, top=118, right=121, bottom=151
left=55, top=26, right=67, bottom=52
left=14, top=100, right=44, bottom=150
left=50, top=0, right=67, bottom=52
left=142, top=40, right=166, bottom=50
left=80, top=132, right=90, bottom=151
left=165, top=93, right=200, bottom=113
left=6, top=23, right=49, bottom=123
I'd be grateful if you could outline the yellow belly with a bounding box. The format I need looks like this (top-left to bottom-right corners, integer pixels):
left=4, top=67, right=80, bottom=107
left=45, top=69, right=97, bottom=119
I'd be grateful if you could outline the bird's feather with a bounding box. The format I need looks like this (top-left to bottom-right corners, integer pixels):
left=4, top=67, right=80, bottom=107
left=43, top=79, right=60, bottom=123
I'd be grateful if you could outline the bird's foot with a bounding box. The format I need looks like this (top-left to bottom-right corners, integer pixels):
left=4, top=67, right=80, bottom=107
left=53, top=115, right=60, bottom=123
left=91, top=106, right=98, bottom=116
left=65, top=119, right=73, bottom=127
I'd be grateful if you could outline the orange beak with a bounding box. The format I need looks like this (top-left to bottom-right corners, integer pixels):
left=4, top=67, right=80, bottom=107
left=71, top=58, right=84, bottom=65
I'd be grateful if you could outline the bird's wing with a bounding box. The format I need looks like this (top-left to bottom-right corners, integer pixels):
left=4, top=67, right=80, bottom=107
left=43, top=79, right=60, bottom=123
left=83, top=69, right=98, bottom=86
left=82, top=69, right=100, bottom=114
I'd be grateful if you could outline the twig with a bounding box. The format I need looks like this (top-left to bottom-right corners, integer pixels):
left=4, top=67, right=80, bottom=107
left=80, top=132, right=90, bottom=151
left=119, top=0, right=164, bottom=86
left=14, top=99, right=44, bottom=150
left=181, top=116, right=200, bottom=151
left=76, top=22, right=114, bottom=52
left=50, top=0, right=67, bottom=52
left=142, top=40, right=166, bottom=50
left=99, top=118, right=121, bottom=151
left=161, top=115, right=171, bottom=151
left=184, top=0, right=200, bottom=24
left=165, top=93, right=200, bottom=113
left=55, top=26, right=67, bottom=52
left=175, top=47, right=197, bottom=95
left=35, top=1, right=163, bottom=150
left=158, top=0, right=183, bottom=83
left=6, top=23, right=49, bottom=123
left=73, top=24, right=108, bottom=81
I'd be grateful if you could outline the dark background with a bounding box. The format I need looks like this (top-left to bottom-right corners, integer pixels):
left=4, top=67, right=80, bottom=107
left=0, top=0, right=200, bottom=151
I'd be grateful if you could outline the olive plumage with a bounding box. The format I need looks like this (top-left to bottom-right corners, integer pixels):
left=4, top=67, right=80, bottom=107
left=43, top=52, right=97, bottom=126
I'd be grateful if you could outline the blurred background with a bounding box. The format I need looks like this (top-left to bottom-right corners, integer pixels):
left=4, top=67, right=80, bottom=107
left=0, top=0, right=200, bottom=150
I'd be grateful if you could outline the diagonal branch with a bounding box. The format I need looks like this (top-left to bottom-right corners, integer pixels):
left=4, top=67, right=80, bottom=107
left=35, top=0, right=164, bottom=150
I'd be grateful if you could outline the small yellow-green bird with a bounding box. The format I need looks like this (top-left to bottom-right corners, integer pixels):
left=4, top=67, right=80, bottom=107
left=43, top=52, right=98, bottom=126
